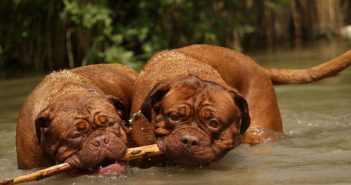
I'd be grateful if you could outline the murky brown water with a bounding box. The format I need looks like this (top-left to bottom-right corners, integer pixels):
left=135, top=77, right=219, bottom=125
left=1, top=42, right=351, bottom=185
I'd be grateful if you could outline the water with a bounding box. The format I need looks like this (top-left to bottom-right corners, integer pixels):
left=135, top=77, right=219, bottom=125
left=1, top=42, right=351, bottom=185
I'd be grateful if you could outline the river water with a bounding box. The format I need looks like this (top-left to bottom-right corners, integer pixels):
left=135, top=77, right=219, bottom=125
left=0, top=42, right=350, bottom=185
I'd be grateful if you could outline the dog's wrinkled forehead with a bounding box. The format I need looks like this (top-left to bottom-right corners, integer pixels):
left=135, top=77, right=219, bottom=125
left=166, top=76, right=229, bottom=101
left=141, top=74, right=245, bottom=124
left=48, top=97, right=118, bottom=127
left=164, top=81, right=236, bottom=114
left=81, top=96, right=116, bottom=114
left=55, top=95, right=114, bottom=114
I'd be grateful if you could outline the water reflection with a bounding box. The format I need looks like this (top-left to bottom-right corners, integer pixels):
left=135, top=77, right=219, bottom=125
left=0, top=43, right=351, bottom=185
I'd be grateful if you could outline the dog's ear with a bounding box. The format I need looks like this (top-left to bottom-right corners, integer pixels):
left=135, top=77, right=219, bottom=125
left=231, top=92, right=250, bottom=134
left=140, top=79, right=171, bottom=122
left=107, top=95, right=129, bottom=122
left=35, top=106, right=55, bottom=146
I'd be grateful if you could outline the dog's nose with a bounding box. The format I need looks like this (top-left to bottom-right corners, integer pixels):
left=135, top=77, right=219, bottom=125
left=181, top=135, right=200, bottom=147
left=92, top=135, right=110, bottom=147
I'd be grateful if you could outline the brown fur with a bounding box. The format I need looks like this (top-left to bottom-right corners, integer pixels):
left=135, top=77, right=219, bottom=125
left=130, top=50, right=250, bottom=167
left=130, top=44, right=351, bottom=167
left=16, top=64, right=137, bottom=169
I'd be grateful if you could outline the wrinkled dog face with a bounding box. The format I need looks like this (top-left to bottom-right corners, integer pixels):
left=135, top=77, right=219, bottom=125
left=35, top=95, right=129, bottom=170
left=141, top=75, right=250, bottom=167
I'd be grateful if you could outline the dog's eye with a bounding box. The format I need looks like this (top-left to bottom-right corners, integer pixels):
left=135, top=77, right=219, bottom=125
left=168, top=113, right=180, bottom=122
left=208, top=119, right=220, bottom=130
left=95, top=115, right=118, bottom=127
left=98, top=115, right=108, bottom=124
left=69, top=131, right=82, bottom=139
left=107, top=121, right=115, bottom=127
left=75, top=121, right=88, bottom=133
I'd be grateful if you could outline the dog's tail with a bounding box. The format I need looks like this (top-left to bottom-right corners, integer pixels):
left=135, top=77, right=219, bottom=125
left=264, top=49, right=351, bottom=85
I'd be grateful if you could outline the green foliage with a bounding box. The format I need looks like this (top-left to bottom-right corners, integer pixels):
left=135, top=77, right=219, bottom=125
left=62, top=1, right=111, bottom=31
left=58, top=0, right=267, bottom=69
left=0, top=0, right=289, bottom=74
left=264, top=0, right=288, bottom=12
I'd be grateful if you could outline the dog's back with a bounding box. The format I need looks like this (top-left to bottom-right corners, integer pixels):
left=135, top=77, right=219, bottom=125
left=72, top=64, right=137, bottom=98
left=175, top=44, right=351, bottom=85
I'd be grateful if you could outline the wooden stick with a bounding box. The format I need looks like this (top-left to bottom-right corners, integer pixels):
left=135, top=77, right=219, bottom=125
left=122, top=143, right=162, bottom=161
left=0, top=144, right=161, bottom=185
left=0, top=163, right=72, bottom=185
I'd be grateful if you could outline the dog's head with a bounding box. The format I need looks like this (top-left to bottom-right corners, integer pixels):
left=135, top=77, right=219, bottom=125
left=140, top=75, right=250, bottom=167
left=35, top=92, right=129, bottom=171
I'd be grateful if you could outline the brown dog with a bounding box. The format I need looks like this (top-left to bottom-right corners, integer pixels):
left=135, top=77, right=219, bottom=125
left=130, top=44, right=351, bottom=167
left=16, top=64, right=137, bottom=173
